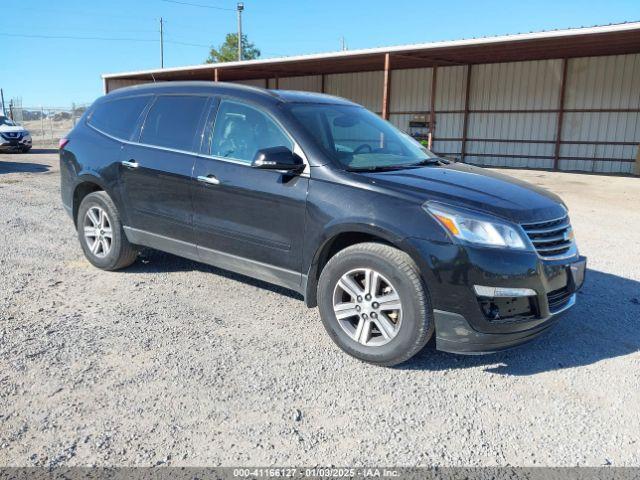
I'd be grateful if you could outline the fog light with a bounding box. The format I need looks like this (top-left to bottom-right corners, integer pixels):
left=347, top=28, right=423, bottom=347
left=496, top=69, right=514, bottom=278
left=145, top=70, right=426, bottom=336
left=474, top=285, right=536, bottom=297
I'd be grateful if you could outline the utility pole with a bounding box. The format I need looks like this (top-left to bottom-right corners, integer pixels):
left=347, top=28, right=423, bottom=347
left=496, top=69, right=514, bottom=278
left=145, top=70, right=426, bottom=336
left=0, top=88, right=5, bottom=116
left=237, top=3, right=244, bottom=61
left=160, top=17, right=164, bottom=68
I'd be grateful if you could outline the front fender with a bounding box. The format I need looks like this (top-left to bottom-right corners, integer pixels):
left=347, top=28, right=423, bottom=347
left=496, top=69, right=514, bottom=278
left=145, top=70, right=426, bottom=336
left=303, top=220, right=429, bottom=308
left=315, top=219, right=408, bottom=260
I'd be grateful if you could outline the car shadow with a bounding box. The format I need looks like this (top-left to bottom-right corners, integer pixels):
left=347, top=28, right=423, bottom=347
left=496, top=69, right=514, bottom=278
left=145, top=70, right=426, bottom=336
left=125, top=249, right=304, bottom=300
left=30, top=147, right=59, bottom=154
left=401, top=269, right=640, bottom=375
left=0, top=160, right=50, bottom=174
left=122, top=252, right=639, bottom=375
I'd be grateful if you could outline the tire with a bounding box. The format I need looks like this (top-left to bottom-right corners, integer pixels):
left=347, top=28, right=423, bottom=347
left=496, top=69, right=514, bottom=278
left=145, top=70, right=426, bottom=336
left=21, top=147, right=31, bottom=153
left=317, top=242, right=434, bottom=366
left=76, top=191, right=138, bottom=271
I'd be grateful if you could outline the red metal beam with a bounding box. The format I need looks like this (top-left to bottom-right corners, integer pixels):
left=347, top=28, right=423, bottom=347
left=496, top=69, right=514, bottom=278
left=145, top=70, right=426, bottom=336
left=463, top=152, right=635, bottom=163
left=392, top=52, right=460, bottom=66
left=554, top=58, right=569, bottom=170
left=391, top=108, right=640, bottom=115
left=382, top=53, right=391, bottom=120
left=429, top=66, right=437, bottom=149
left=430, top=137, right=640, bottom=146
left=460, top=65, right=473, bottom=163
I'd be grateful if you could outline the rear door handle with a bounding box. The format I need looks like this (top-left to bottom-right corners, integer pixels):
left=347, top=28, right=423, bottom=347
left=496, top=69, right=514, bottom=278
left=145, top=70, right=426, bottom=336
left=197, top=174, right=220, bottom=185
left=121, top=160, right=139, bottom=169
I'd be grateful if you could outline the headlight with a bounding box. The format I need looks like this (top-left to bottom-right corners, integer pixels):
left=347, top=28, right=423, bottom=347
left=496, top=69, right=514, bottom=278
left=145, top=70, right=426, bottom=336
left=424, top=202, right=528, bottom=249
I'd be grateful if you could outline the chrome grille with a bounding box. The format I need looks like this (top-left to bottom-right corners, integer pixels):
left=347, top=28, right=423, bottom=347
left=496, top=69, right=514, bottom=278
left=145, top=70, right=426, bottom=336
left=521, top=215, right=573, bottom=258
left=1, top=131, right=21, bottom=139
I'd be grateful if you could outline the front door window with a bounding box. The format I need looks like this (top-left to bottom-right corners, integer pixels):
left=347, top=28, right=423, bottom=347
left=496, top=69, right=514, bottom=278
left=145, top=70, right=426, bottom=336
left=210, top=100, right=293, bottom=163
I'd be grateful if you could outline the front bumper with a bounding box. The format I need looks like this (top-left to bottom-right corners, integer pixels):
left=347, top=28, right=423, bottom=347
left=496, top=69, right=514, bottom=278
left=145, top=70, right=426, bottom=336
left=405, top=237, right=586, bottom=354
left=0, top=135, right=32, bottom=151
left=433, top=298, right=573, bottom=354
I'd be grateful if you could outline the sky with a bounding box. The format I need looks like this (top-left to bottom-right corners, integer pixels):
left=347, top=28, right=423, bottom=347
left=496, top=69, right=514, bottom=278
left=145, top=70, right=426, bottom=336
left=2, top=0, right=639, bottom=108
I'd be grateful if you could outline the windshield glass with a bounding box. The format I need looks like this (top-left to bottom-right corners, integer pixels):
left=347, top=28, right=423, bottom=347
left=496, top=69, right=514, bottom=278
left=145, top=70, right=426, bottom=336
left=0, top=116, right=17, bottom=127
left=286, top=103, right=437, bottom=171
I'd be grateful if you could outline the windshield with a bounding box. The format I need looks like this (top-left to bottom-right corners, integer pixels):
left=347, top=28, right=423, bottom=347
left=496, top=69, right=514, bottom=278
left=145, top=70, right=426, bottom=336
left=286, top=103, right=438, bottom=171
left=0, top=116, right=17, bottom=127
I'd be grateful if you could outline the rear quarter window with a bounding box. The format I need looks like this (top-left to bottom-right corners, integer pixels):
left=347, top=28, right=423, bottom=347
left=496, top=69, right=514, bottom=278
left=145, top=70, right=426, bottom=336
left=140, top=95, right=209, bottom=152
left=88, top=96, right=150, bottom=140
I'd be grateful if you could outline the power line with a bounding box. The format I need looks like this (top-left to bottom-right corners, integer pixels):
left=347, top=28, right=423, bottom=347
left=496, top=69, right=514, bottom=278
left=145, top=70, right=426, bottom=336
left=32, top=6, right=156, bottom=22
left=160, top=0, right=235, bottom=11
left=0, top=31, right=213, bottom=49
left=0, top=32, right=157, bottom=42
left=12, top=24, right=159, bottom=34
left=165, top=38, right=210, bottom=47
left=0, top=31, right=291, bottom=57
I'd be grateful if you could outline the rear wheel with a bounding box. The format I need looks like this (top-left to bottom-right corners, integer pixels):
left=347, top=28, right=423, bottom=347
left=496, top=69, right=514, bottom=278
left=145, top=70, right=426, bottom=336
left=317, top=242, right=433, bottom=366
left=77, top=191, right=138, bottom=270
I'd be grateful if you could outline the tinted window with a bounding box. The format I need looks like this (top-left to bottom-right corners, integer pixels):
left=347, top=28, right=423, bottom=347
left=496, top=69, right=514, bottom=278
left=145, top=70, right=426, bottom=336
left=88, top=96, right=150, bottom=140
left=210, top=100, right=293, bottom=163
left=140, top=95, right=208, bottom=151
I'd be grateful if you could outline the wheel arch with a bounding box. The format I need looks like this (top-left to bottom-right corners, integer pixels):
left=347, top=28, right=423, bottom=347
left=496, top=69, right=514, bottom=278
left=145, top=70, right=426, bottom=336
left=304, top=223, right=423, bottom=308
left=72, top=174, right=111, bottom=226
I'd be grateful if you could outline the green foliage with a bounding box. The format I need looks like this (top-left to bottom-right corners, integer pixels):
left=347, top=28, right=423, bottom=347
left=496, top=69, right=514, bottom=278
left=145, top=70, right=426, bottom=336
left=205, top=33, right=261, bottom=63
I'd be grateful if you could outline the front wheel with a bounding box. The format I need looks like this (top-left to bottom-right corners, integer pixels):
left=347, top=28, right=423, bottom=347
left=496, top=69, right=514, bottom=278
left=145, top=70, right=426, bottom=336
left=317, top=242, right=434, bottom=366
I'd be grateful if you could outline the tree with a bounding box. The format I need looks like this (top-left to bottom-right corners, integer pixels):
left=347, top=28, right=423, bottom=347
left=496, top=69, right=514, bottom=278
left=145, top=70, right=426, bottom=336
left=205, top=33, right=260, bottom=63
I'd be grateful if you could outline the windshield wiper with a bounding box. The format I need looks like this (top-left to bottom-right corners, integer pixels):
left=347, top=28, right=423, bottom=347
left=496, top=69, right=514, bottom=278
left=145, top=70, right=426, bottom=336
left=410, top=158, right=446, bottom=167
left=347, top=158, right=444, bottom=172
left=347, top=165, right=414, bottom=172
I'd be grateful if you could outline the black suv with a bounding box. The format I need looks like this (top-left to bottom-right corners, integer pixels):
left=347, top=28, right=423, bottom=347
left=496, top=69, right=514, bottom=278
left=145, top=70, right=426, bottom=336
left=60, top=82, right=586, bottom=366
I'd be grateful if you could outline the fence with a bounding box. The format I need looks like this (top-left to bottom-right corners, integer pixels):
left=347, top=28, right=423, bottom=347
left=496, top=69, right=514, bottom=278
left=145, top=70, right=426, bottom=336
left=5, top=100, right=89, bottom=144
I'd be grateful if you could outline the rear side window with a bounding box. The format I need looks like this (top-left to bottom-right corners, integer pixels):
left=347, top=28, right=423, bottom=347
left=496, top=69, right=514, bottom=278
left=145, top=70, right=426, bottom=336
left=88, top=96, right=150, bottom=140
left=140, top=95, right=209, bottom=151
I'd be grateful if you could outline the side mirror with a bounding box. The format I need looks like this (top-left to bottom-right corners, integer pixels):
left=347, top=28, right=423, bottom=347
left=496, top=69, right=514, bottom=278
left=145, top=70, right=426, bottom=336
left=251, top=146, right=304, bottom=173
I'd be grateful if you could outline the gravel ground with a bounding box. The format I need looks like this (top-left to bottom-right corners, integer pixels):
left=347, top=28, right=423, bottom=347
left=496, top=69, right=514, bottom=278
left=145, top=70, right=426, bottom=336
left=1, top=150, right=639, bottom=467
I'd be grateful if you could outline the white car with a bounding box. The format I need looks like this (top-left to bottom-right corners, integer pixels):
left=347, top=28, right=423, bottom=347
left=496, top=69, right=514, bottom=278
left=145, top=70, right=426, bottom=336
left=0, top=116, right=32, bottom=153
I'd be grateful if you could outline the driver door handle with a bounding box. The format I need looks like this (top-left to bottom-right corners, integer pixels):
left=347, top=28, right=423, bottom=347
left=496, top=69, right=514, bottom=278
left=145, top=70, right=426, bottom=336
left=121, top=160, right=139, bottom=169
left=197, top=174, right=220, bottom=185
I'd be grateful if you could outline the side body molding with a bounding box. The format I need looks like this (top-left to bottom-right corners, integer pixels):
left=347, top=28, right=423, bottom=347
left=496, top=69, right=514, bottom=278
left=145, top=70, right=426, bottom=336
left=123, top=227, right=306, bottom=294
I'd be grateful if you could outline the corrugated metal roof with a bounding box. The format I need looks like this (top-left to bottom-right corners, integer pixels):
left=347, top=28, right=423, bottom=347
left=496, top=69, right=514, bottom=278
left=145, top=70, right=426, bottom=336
left=103, top=21, right=640, bottom=81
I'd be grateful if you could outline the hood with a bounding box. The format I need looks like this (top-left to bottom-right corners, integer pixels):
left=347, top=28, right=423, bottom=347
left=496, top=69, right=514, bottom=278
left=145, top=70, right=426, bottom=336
left=359, top=162, right=566, bottom=223
left=0, top=125, right=28, bottom=134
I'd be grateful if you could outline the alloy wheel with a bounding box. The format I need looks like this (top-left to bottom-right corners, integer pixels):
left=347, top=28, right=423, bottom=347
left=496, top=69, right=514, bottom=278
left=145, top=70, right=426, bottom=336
left=83, top=206, right=113, bottom=258
left=332, top=268, right=403, bottom=347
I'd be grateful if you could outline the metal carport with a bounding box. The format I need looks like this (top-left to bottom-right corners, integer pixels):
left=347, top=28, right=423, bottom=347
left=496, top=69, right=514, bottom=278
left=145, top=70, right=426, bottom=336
left=103, top=22, right=640, bottom=174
